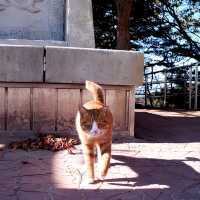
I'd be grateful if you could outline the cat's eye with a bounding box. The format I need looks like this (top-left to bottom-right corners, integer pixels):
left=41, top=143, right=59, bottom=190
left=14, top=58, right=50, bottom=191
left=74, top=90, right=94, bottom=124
left=98, top=122, right=107, bottom=128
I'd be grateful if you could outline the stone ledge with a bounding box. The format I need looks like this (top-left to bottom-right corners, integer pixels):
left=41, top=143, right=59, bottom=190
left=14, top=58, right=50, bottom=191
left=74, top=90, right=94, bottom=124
left=45, top=46, right=144, bottom=86
left=0, top=44, right=144, bottom=86
left=0, top=39, right=67, bottom=47
left=0, top=45, right=44, bottom=82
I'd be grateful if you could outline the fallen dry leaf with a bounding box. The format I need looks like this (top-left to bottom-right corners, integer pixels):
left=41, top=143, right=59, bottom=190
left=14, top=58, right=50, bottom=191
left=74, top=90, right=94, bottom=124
left=8, top=134, right=80, bottom=153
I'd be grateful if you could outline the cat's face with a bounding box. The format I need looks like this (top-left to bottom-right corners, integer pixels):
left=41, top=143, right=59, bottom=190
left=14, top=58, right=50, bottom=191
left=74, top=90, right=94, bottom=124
left=79, top=106, right=112, bottom=135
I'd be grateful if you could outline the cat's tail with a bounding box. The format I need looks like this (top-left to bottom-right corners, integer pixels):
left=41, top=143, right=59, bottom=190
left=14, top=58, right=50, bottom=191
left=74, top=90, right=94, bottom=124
left=85, top=80, right=104, bottom=104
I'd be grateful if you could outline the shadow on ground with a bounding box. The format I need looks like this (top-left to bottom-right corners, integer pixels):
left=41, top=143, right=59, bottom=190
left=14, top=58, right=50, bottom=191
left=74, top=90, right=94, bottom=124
left=135, top=109, right=200, bottom=143
left=54, top=155, right=200, bottom=200
left=0, top=145, right=200, bottom=200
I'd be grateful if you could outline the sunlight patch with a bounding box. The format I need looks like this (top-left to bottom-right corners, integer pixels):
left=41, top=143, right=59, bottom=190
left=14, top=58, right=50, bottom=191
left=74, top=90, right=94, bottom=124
left=51, top=152, right=81, bottom=189
left=183, top=160, right=200, bottom=174
left=133, top=184, right=170, bottom=190
left=0, top=144, right=5, bottom=150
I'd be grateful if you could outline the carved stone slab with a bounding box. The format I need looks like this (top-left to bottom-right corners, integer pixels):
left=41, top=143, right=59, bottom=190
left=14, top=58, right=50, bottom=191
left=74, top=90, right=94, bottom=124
left=0, top=0, right=65, bottom=41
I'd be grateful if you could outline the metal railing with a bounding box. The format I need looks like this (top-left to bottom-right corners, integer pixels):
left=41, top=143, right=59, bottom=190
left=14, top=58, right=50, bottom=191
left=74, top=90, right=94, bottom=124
left=136, top=65, right=200, bottom=110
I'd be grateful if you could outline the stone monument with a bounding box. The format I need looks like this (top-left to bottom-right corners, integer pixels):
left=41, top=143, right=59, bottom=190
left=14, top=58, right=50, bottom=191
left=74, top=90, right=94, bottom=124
left=0, top=0, right=144, bottom=136
left=0, top=0, right=95, bottom=47
left=0, top=0, right=65, bottom=41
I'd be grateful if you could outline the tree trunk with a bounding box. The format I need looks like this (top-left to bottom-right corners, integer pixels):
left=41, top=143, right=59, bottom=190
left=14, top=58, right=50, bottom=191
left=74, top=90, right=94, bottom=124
left=114, top=0, right=133, bottom=50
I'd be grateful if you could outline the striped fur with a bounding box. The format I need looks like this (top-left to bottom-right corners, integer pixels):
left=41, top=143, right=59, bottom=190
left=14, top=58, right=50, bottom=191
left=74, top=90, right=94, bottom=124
left=76, top=80, right=113, bottom=183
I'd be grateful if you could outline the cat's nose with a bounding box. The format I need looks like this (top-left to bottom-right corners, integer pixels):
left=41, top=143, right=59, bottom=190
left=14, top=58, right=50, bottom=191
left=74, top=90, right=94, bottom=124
left=90, top=128, right=100, bottom=135
left=90, top=121, right=100, bottom=135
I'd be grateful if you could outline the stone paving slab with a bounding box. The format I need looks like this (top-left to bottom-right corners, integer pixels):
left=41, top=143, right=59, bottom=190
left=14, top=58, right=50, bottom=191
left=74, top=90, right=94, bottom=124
left=135, top=109, right=200, bottom=143
left=0, top=135, right=200, bottom=200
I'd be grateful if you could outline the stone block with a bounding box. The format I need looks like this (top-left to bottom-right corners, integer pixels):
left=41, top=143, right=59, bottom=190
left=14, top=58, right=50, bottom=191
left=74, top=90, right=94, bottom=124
left=45, top=46, right=144, bottom=86
left=0, top=45, right=43, bottom=82
left=65, top=0, right=95, bottom=48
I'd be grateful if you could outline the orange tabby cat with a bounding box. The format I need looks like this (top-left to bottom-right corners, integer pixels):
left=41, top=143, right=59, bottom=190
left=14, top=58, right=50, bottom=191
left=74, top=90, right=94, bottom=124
left=76, top=80, right=113, bottom=184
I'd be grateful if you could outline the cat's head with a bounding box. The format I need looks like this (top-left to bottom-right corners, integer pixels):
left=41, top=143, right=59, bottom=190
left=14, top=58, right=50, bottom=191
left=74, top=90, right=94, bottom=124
left=79, top=106, right=112, bottom=135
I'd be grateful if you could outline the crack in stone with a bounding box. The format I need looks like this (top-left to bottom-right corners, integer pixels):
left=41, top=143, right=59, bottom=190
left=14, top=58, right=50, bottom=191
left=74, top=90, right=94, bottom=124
left=47, top=185, right=55, bottom=200
left=18, top=190, right=47, bottom=193
left=13, top=177, right=21, bottom=200
left=163, top=166, right=200, bottom=181
left=0, top=167, right=18, bottom=171
left=76, top=168, right=83, bottom=189
left=13, top=172, right=52, bottom=178
left=0, top=160, right=16, bottom=162
left=65, top=165, right=82, bottom=187
left=181, top=181, right=200, bottom=194
left=103, top=190, right=132, bottom=200
left=152, top=191, right=164, bottom=200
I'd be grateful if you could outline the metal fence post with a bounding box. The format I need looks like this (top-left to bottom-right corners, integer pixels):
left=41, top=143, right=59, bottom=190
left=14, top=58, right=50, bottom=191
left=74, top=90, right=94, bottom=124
left=145, top=75, right=147, bottom=107
left=194, top=66, right=198, bottom=110
left=163, top=70, right=167, bottom=108
left=189, top=66, right=192, bottom=110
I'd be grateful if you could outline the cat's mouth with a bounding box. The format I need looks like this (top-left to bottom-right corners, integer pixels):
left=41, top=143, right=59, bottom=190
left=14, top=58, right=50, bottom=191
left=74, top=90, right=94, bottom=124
left=90, top=130, right=101, bottom=135
left=87, top=129, right=106, bottom=137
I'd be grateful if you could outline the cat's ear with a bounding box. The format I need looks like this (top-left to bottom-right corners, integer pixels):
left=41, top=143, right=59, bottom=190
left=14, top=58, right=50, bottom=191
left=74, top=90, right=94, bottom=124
left=101, top=106, right=109, bottom=112
left=99, top=106, right=109, bottom=116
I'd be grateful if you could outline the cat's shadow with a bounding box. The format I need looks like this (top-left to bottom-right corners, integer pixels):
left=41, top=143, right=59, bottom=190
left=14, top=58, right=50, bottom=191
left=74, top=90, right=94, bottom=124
left=101, top=155, right=200, bottom=190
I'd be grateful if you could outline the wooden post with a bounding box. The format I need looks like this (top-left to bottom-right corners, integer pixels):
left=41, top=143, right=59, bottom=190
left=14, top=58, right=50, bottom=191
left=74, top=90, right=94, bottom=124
left=0, top=88, right=5, bottom=130
left=128, top=87, right=135, bottom=136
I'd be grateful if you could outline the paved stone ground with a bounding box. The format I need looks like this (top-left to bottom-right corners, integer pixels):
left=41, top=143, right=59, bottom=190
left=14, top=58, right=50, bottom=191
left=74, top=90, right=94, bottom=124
left=135, top=109, right=200, bottom=143
left=0, top=109, right=200, bottom=200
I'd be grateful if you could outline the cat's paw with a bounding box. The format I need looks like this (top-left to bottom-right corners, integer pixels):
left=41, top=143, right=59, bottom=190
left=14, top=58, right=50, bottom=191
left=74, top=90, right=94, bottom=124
left=87, top=177, right=95, bottom=184
left=97, top=175, right=106, bottom=182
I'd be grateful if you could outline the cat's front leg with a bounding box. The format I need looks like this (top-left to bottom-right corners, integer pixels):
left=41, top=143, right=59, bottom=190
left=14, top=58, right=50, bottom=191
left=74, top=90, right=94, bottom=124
left=82, top=143, right=95, bottom=184
left=98, top=141, right=112, bottom=180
